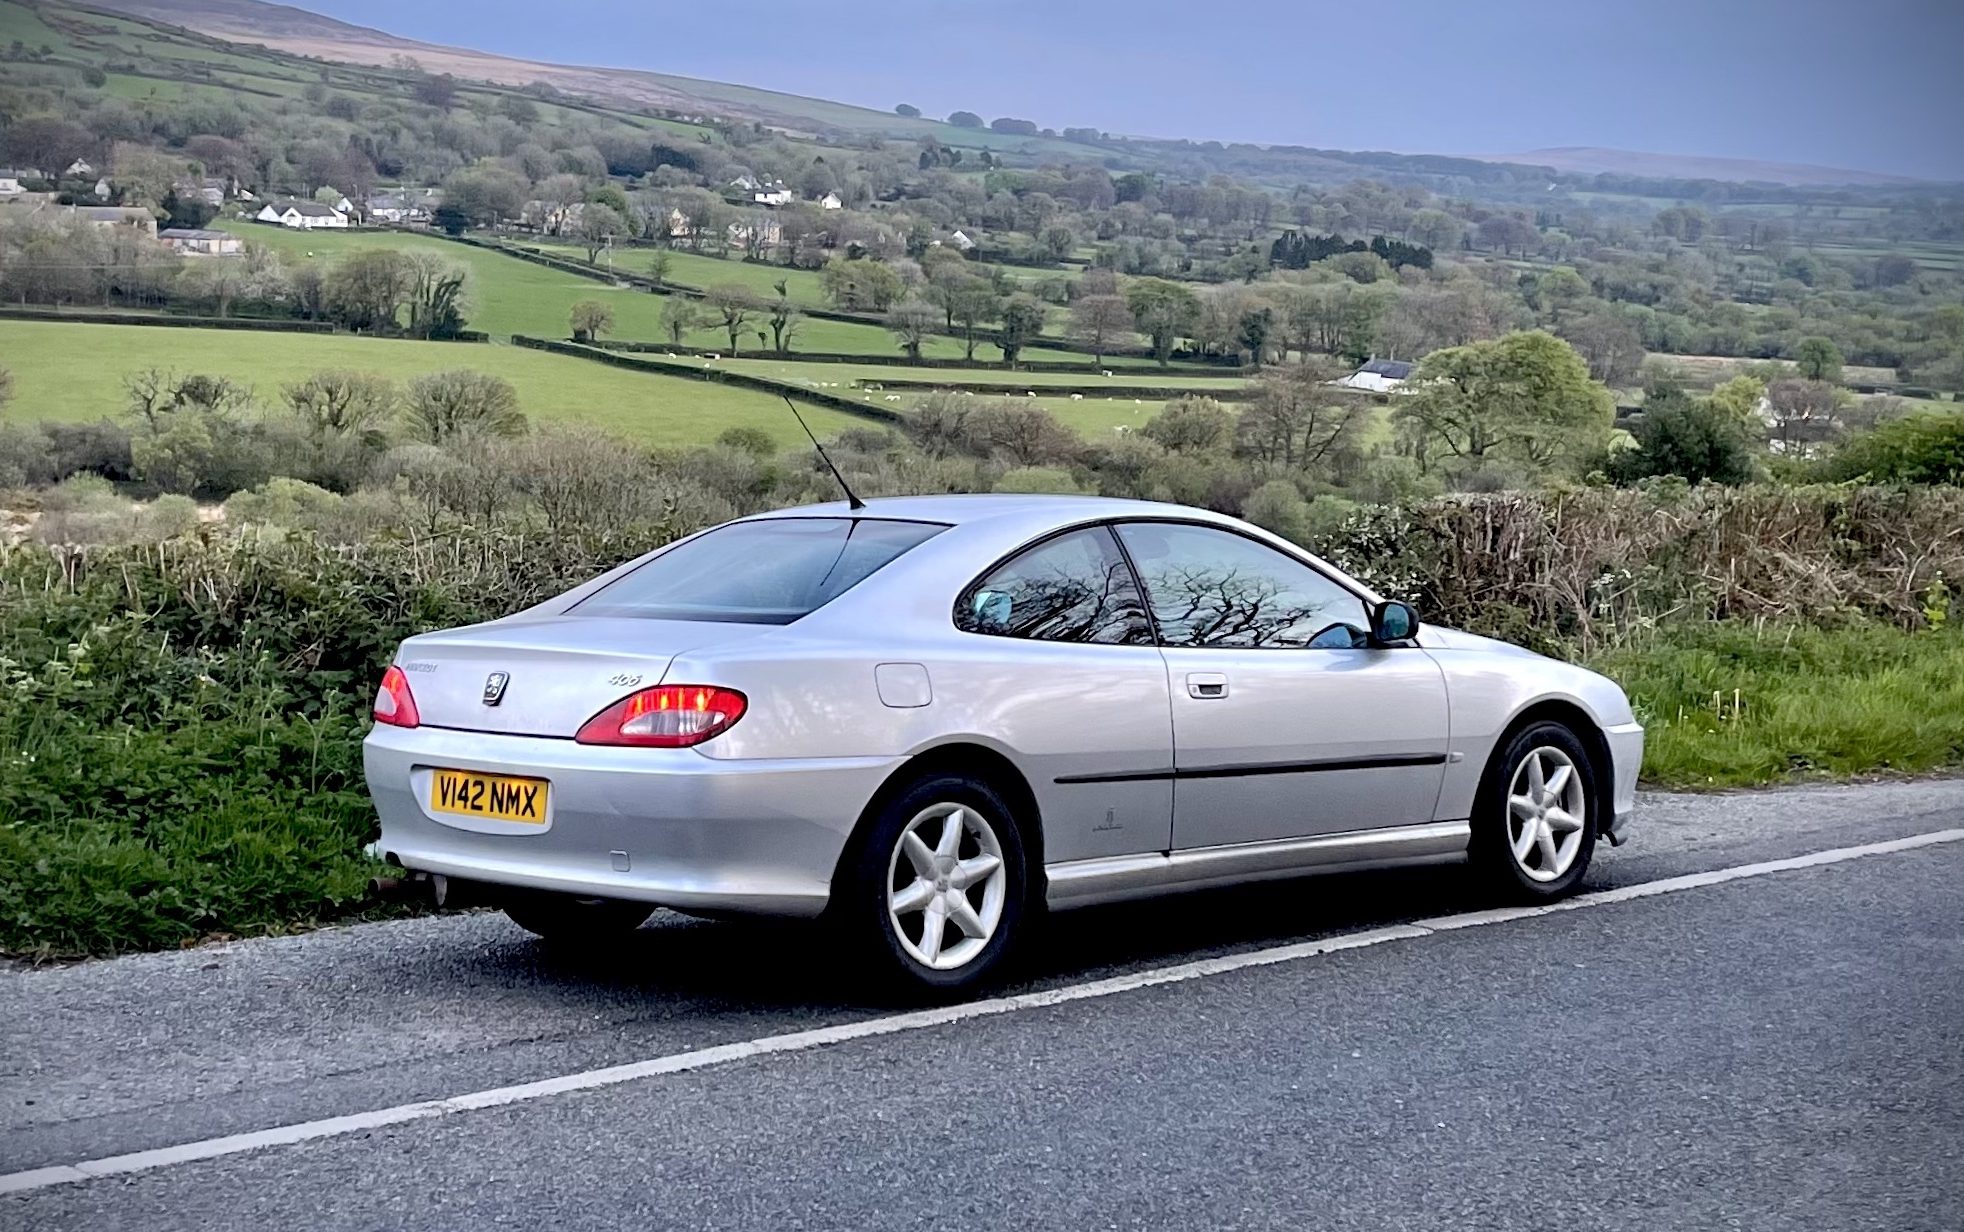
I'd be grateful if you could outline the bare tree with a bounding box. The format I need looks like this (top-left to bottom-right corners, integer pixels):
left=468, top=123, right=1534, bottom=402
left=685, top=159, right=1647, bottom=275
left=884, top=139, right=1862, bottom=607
left=1069, top=294, right=1134, bottom=363
left=704, top=284, right=760, bottom=353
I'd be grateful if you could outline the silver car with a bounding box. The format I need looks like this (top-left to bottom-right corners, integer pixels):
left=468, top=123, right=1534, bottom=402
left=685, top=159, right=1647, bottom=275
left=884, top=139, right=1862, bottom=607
left=365, top=495, right=1642, bottom=992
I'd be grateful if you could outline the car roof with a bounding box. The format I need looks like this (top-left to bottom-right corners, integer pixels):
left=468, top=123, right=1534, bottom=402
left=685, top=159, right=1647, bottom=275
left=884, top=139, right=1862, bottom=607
left=749, top=493, right=1239, bottom=530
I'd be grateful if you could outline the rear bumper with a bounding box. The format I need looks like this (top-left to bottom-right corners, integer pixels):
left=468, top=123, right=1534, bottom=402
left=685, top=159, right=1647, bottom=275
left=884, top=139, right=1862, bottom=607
left=363, top=726, right=901, bottom=917
left=1603, top=720, right=1644, bottom=843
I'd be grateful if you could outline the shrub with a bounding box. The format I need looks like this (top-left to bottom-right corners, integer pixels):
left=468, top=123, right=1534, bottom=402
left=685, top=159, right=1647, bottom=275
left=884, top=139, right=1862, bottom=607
left=402, top=370, right=526, bottom=443
left=1610, top=395, right=1761, bottom=486
left=994, top=465, right=1084, bottom=495
left=225, top=477, right=348, bottom=531
left=1821, top=412, right=1964, bottom=486
left=1242, top=478, right=1310, bottom=542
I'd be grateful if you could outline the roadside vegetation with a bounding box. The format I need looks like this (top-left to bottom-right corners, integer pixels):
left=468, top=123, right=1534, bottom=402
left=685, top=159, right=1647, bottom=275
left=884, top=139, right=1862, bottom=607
left=2, top=0, right=1963, bottom=958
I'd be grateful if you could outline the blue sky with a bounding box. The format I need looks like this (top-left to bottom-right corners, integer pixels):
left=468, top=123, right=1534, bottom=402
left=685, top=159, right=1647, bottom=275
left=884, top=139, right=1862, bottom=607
left=301, top=0, right=1964, bottom=178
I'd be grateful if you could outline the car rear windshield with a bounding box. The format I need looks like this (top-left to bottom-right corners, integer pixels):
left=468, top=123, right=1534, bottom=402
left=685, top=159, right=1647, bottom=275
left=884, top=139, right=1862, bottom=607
left=572, top=517, right=947, bottom=624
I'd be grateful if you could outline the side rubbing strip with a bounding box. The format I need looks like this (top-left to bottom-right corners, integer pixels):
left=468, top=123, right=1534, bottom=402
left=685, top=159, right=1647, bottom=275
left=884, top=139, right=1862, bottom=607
left=1055, top=752, right=1449, bottom=785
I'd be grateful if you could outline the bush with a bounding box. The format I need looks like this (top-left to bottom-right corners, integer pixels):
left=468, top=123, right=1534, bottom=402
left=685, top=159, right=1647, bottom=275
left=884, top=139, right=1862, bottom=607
left=1820, top=412, right=1964, bottom=485
left=1242, top=478, right=1310, bottom=542
left=402, top=370, right=526, bottom=443
left=994, top=465, right=1084, bottom=494
left=1610, top=396, right=1761, bottom=486
left=225, top=477, right=347, bottom=531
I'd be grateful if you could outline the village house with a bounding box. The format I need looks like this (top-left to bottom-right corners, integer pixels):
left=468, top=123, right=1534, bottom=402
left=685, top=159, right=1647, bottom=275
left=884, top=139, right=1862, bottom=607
left=365, top=190, right=434, bottom=224
left=254, top=198, right=349, bottom=229
left=818, top=191, right=844, bottom=210
left=158, top=228, right=244, bottom=256
left=1335, top=358, right=1415, bottom=394
left=66, top=205, right=158, bottom=236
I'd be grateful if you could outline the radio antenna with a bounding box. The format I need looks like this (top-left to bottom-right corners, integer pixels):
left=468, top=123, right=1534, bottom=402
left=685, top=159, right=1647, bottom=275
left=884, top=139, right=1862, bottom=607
left=783, top=394, right=864, bottom=511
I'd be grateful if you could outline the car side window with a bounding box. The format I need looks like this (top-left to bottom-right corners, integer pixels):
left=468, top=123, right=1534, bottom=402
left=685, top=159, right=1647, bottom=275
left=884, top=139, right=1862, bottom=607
left=1113, top=522, right=1371, bottom=649
left=956, top=527, right=1154, bottom=646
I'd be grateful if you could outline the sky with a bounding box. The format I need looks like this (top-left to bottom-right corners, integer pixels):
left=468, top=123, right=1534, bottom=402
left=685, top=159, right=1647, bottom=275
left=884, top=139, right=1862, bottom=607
left=297, top=0, right=1964, bottom=179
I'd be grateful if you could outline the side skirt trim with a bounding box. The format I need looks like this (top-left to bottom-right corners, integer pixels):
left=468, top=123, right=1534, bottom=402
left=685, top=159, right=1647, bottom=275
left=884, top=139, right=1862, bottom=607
left=1044, top=820, right=1470, bottom=910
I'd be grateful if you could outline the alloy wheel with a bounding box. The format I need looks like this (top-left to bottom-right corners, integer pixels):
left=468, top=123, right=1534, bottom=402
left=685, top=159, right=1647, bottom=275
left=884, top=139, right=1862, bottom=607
left=885, top=802, right=1007, bottom=970
left=1506, top=746, right=1588, bottom=883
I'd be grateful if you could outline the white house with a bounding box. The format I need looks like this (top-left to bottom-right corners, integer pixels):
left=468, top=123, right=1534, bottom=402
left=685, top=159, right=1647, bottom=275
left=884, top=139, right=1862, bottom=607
left=254, top=199, right=349, bottom=229
left=159, top=228, right=244, bottom=256
left=947, top=228, right=977, bottom=251
left=1334, top=358, right=1415, bottom=394
left=0, top=176, right=19, bottom=197
left=818, top=191, right=844, bottom=210
left=365, top=191, right=433, bottom=224
left=753, top=187, right=794, bottom=207
left=63, top=158, right=94, bottom=177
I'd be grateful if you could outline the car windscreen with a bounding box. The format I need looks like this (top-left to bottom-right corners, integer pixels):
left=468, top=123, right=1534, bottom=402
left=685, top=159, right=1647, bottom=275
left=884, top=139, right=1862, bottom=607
left=572, top=517, right=947, bottom=624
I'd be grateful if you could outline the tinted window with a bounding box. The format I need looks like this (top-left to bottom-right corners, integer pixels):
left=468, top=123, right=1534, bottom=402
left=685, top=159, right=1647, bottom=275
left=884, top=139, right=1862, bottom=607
left=957, top=527, right=1153, bottom=645
left=1114, top=522, right=1369, bottom=649
left=576, top=518, right=944, bottom=624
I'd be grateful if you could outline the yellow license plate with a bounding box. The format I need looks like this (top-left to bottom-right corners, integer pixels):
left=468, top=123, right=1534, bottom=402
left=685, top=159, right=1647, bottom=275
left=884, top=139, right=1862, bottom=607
left=429, top=769, right=549, bottom=824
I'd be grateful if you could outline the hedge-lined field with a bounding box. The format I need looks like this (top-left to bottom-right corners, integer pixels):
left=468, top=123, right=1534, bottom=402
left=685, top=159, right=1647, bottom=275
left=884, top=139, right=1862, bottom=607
left=0, top=320, right=870, bottom=446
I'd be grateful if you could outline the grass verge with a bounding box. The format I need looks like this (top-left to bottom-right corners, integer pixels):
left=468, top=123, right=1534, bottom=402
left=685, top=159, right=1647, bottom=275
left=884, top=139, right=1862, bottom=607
left=1591, top=621, right=1964, bottom=788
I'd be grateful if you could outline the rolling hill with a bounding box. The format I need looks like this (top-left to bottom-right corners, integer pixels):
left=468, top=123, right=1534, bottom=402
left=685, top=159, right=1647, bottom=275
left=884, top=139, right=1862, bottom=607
left=1493, top=146, right=1919, bottom=189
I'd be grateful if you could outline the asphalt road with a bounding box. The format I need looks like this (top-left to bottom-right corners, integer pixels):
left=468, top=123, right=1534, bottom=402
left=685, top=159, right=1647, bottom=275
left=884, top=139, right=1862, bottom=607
left=3, top=780, right=1961, bottom=1231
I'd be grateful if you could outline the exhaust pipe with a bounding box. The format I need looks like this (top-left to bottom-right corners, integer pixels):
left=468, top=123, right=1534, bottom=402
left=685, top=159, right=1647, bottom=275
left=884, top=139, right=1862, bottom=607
left=367, top=871, right=496, bottom=909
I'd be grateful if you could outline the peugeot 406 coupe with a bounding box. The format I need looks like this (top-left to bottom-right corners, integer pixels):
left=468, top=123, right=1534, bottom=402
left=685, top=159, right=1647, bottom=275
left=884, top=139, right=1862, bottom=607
left=364, top=495, right=1642, bottom=992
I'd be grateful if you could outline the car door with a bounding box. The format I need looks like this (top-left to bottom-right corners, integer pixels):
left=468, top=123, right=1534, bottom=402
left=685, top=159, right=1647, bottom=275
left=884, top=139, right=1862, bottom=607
left=948, top=524, right=1175, bottom=863
left=1112, top=521, right=1450, bottom=850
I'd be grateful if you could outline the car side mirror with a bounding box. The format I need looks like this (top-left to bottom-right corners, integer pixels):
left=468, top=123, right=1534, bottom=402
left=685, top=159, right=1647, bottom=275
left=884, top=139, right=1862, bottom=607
left=1370, top=600, right=1420, bottom=645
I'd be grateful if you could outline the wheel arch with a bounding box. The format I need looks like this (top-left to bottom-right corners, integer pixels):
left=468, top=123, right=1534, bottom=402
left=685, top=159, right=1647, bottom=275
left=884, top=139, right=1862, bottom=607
left=1488, top=698, right=1616, bottom=840
left=826, top=741, right=1046, bottom=911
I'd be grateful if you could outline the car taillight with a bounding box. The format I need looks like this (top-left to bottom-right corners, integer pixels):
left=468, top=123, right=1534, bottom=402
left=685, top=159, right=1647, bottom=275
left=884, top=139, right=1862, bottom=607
left=576, top=685, right=747, bottom=748
left=373, top=664, right=421, bottom=728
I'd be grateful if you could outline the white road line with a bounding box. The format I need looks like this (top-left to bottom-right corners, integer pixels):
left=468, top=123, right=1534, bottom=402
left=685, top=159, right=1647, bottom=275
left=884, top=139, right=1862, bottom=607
left=4, top=826, right=1960, bottom=1199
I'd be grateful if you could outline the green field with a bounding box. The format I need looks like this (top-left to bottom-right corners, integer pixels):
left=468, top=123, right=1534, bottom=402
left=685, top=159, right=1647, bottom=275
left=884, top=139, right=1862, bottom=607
left=218, top=222, right=1120, bottom=361
left=0, top=321, right=872, bottom=446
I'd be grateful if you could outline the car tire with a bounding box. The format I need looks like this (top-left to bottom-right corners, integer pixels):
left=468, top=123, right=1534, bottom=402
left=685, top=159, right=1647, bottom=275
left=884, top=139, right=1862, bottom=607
left=503, top=892, right=653, bottom=942
left=839, top=772, right=1030, bottom=999
left=1470, top=720, right=1599, bottom=900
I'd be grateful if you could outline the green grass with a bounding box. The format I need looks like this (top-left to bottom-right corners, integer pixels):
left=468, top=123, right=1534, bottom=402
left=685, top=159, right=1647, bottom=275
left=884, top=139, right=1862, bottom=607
left=1590, top=621, right=1964, bottom=788
left=0, top=321, right=871, bottom=446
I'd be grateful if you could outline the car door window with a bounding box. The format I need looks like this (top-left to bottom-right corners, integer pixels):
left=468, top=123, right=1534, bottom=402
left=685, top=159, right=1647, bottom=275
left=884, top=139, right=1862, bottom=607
left=1114, top=522, right=1370, bottom=649
left=956, top=527, right=1153, bottom=645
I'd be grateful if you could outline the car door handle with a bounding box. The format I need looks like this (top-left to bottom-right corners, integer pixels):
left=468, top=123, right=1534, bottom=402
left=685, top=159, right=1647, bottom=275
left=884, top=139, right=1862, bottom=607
left=1186, top=672, right=1229, bottom=699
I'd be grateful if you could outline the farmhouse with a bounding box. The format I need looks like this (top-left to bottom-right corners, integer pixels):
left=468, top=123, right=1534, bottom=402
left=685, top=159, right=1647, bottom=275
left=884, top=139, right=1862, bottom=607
left=366, top=191, right=434, bottom=223
left=1335, top=358, right=1415, bottom=393
left=818, top=191, right=844, bottom=210
left=159, top=228, right=244, bottom=256
left=254, top=199, right=349, bottom=229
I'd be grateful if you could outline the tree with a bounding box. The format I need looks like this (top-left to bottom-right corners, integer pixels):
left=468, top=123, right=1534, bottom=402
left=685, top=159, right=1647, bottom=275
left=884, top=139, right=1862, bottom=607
left=1069, top=294, right=1134, bottom=363
left=894, top=103, right=921, bottom=118
left=1242, top=479, right=1310, bottom=543
left=160, top=189, right=216, bottom=231
left=660, top=297, right=701, bottom=346
left=1794, top=336, right=1845, bottom=384
left=1609, top=389, right=1759, bottom=486
left=412, top=72, right=459, bottom=108
left=403, top=371, right=525, bottom=443
left=997, top=294, right=1047, bottom=366
left=323, top=249, right=412, bottom=333
left=948, top=280, right=1000, bottom=361
left=947, top=111, right=984, bottom=128
left=403, top=251, right=469, bottom=339
left=570, top=300, right=614, bottom=343
left=1396, top=331, right=1614, bottom=471
left=576, top=203, right=629, bottom=262
left=821, top=258, right=902, bottom=311
left=886, top=298, right=939, bottom=362
left=1706, top=374, right=1766, bottom=423
left=283, top=371, right=396, bottom=436
left=1236, top=305, right=1275, bottom=367
left=1141, top=397, right=1236, bottom=454
left=766, top=283, right=802, bottom=353
left=1822, top=412, right=1964, bottom=485
left=440, top=166, right=527, bottom=228
left=1764, top=378, right=1850, bottom=453
left=704, top=284, right=759, bottom=353
left=1236, top=362, right=1365, bottom=473
left=0, top=366, right=12, bottom=416
left=1125, top=278, right=1202, bottom=367
left=646, top=248, right=673, bottom=287
left=0, top=116, right=94, bottom=176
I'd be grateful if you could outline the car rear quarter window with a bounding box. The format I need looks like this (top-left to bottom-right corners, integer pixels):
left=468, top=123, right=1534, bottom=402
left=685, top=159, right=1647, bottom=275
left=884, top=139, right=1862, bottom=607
left=956, top=526, right=1154, bottom=645
left=574, top=517, right=945, bottom=624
